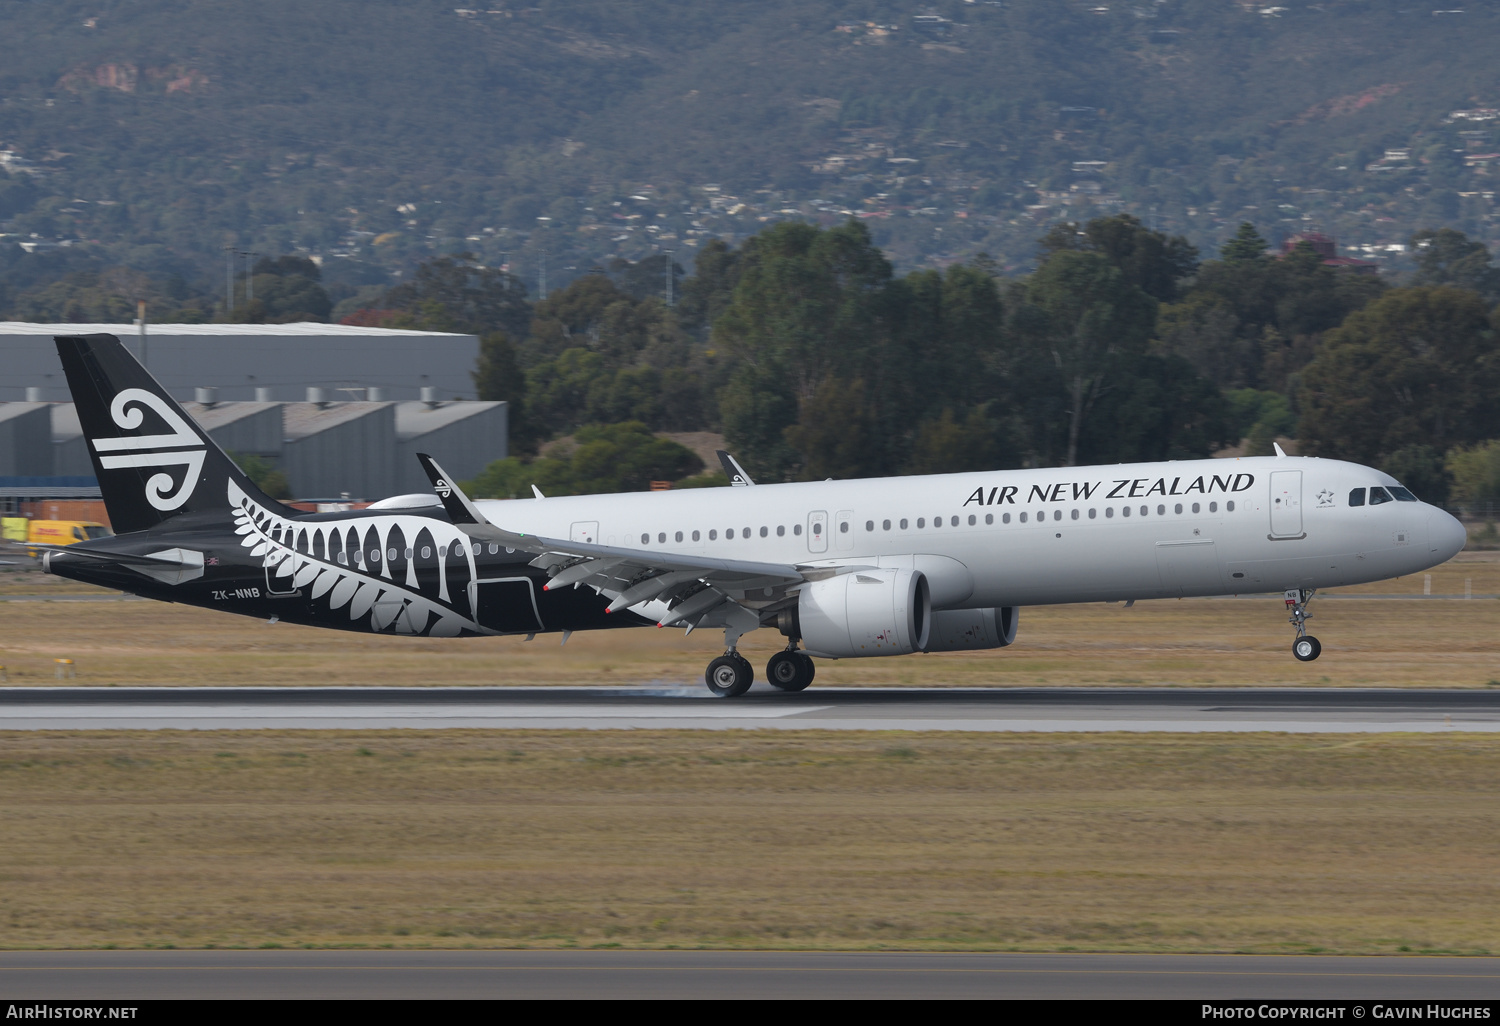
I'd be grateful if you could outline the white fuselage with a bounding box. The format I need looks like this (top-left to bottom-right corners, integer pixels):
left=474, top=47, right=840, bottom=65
left=476, top=455, right=1467, bottom=610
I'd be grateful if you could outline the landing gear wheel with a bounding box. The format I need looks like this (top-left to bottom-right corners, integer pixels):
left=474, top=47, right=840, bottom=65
left=767, top=651, right=815, bottom=692
left=706, top=654, right=754, bottom=697
left=1292, top=635, right=1322, bottom=662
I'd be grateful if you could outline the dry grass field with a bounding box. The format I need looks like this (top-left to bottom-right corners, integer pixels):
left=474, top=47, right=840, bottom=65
left=1, top=553, right=1495, bottom=688
left=1, top=729, right=1498, bottom=953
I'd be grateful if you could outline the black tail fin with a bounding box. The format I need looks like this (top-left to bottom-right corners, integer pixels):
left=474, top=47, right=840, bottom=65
left=55, top=333, right=289, bottom=534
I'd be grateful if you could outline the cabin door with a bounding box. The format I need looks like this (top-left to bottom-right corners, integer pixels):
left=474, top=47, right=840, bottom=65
left=806, top=511, right=828, bottom=553
left=1269, top=471, right=1303, bottom=538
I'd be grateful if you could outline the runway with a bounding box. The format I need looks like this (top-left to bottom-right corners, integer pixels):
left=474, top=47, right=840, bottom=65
left=3, top=685, right=1499, bottom=732
left=2, top=950, right=1499, bottom=999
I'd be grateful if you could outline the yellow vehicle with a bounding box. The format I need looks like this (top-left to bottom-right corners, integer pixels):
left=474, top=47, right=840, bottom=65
left=25, top=520, right=113, bottom=553
left=1, top=517, right=29, bottom=543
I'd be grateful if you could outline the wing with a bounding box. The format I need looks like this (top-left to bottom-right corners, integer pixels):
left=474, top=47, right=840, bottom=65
left=414, top=453, right=836, bottom=628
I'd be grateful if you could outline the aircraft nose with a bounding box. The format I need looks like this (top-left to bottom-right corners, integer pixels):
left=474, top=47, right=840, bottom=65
left=1428, top=509, right=1467, bottom=562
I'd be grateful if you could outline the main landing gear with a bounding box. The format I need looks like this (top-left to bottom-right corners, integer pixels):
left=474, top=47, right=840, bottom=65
left=705, top=651, right=754, bottom=697
left=766, top=647, right=816, bottom=692
left=1285, top=588, right=1322, bottom=662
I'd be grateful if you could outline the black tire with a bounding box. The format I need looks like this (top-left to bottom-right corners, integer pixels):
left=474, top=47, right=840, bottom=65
left=796, top=652, right=816, bottom=689
left=1292, top=635, right=1322, bottom=662
left=766, top=651, right=814, bottom=692
left=706, top=654, right=753, bottom=697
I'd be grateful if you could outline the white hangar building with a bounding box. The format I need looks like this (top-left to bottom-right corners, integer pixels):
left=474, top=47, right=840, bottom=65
left=0, top=322, right=481, bottom=403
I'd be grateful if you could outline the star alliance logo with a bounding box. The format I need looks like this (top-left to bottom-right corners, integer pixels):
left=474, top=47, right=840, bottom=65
left=1315, top=488, right=1335, bottom=508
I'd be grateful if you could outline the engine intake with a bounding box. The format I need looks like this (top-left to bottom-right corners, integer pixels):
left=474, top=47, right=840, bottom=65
left=797, top=568, right=930, bottom=659
left=924, top=607, right=1018, bottom=652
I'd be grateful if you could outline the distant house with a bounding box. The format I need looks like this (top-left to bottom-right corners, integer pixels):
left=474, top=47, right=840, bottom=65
left=1280, top=232, right=1378, bottom=275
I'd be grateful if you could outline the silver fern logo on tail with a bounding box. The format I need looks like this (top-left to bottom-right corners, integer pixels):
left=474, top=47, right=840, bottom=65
left=90, top=388, right=207, bottom=511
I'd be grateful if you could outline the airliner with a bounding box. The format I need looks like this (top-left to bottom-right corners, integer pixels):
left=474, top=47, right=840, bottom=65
left=36, top=334, right=1467, bottom=696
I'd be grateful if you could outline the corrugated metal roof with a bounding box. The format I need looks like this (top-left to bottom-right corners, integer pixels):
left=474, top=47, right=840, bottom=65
left=181, top=401, right=283, bottom=429
left=0, top=321, right=469, bottom=337
left=282, top=401, right=393, bottom=439
left=394, top=400, right=505, bottom=439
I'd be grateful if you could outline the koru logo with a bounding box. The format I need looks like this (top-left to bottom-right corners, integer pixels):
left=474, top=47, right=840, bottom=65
left=90, top=388, right=207, bottom=511
left=434, top=478, right=453, bottom=499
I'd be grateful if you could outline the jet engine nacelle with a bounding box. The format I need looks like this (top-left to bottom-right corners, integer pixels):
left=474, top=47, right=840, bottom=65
left=798, top=568, right=931, bottom=659
left=924, top=606, right=1018, bottom=652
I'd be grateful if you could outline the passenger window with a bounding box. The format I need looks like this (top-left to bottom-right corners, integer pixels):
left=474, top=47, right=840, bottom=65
left=1088, top=508, right=1096, bottom=519
left=1348, top=488, right=1365, bottom=507
left=1192, top=502, right=1200, bottom=513
left=1019, top=512, right=1028, bottom=523
left=951, top=516, right=959, bottom=527
left=1071, top=509, right=1079, bottom=520
left=794, top=524, right=802, bottom=536
left=1369, top=487, right=1393, bottom=505
left=658, top=532, right=666, bottom=544
left=1157, top=505, right=1165, bottom=516
left=1053, top=510, right=1061, bottom=521
left=1390, top=486, right=1417, bottom=502
left=1002, top=513, right=1011, bottom=524
left=1174, top=503, right=1182, bottom=514
left=692, top=530, right=701, bottom=541
left=1106, top=507, right=1114, bottom=518
left=839, top=522, right=848, bottom=533
left=743, top=527, right=751, bottom=537
left=404, top=548, right=413, bottom=559
left=968, top=514, right=976, bottom=526
left=932, top=516, right=941, bottom=528
left=1209, top=502, right=1218, bottom=513
left=760, top=526, right=768, bottom=537
left=726, top=528, right=735, bottom=539
left=866, top=520, right=874, bottom=531
left=675, top=531, right=683, bottom=542
left=883, top=519, right=892, bottom=530
left=899, top=519, right=908, bottom=530
left=1226, top=501, right=1235, bottom=512
left=985, top=514, right=993, bottom=525
left=777, top=525, right=785, bottom=536
left=917, top=518, right=926, bottom=528
left=709, top=529, right=717, bottom=540
left=1122, top=507, right=1130, bottom=518
left=337, top=552, right=348, bottom=565
left=641, top=533, right=649, bottom=544
left=1140, top=506, right=1148, bottom=517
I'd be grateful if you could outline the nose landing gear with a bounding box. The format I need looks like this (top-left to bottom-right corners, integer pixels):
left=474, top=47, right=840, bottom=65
left=1285, top=588, right=1322, bottom=661
left=766, top=647, right=815, bottom=692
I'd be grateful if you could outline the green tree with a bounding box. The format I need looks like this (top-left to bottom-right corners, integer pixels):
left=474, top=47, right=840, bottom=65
left=906, top=407, right=1004, bottom=475
left=1298, top=287, right=1500, bottom=464
left=1220, top=222, right=1270, bottom=263
left=1410, top=228, right=1500, bottom=304
left=230, top=453, right=291, bottom=500
left=383, top=254, right=531, bottom=339
left=1446, top=440, right=1500, bottom=510
left=782, top=376, right=878, bottom=480
left=465, top=422, right=702, bottom=498
left=1023, top=249, right=1157, bottom=466
left=471, top=330, right=531, bottom=450
left=1039, top=213, right=1198, bottom=302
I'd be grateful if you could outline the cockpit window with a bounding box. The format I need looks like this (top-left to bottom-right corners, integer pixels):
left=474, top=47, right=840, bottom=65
left=1368, top=486, right=1394, bottom=505
left=1389, top=486, right=1418, bottom=502
left=1348, top=488, right=1366, bottom=507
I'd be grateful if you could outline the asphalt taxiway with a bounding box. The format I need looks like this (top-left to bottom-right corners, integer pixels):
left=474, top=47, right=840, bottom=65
left=2, top=950, right=1499, bottom=999
left=2, top=685, right=1499, bottom=732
